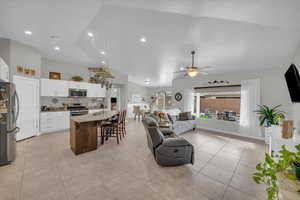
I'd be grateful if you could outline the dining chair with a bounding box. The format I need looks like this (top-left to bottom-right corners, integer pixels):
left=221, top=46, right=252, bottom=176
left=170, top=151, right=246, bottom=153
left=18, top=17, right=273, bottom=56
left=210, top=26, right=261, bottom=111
left=101, top=112, right=123, bottom=144
left=120, top=110, right=127, bottom=137
left=133, top=106, right=142, bottom=121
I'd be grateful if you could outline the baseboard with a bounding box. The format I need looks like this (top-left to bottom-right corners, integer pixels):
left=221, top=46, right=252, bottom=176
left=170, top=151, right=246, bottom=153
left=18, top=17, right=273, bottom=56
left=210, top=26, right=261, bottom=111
left=197, top=127, right=264, bottom=142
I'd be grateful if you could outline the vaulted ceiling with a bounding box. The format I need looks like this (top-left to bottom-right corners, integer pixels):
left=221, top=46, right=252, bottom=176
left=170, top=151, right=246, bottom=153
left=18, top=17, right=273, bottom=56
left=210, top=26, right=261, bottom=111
left=0, top=0, right=300, bottom=86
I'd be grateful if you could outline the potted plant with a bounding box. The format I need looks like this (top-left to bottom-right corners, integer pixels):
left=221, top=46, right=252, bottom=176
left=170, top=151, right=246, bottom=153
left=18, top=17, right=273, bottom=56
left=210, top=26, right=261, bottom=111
left=278, top=144, right=300, bottom=181
left=253, top=145, right=300, bottom=200
left=254, top=105, right=285, bottom=143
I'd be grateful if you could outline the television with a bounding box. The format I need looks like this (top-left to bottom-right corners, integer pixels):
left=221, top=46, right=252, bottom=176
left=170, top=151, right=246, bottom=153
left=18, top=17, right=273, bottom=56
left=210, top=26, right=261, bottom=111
left=111, top=97, right=117, bottom=103
left=285, top=63, right=300, bottom=102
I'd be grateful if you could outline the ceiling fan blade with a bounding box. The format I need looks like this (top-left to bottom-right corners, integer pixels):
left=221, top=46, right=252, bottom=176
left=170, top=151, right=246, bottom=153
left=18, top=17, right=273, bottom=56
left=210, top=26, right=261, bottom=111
left=199, top=71, right=209, bottom=75
left=173, top=70, right=185, bottom=74
left=199, top=66, right=214, bottom=71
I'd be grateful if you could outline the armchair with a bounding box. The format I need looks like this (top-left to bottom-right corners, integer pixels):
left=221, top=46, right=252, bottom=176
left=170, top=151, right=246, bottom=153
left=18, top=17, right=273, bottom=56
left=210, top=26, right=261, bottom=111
left=142, top=116, right=194, bottom=166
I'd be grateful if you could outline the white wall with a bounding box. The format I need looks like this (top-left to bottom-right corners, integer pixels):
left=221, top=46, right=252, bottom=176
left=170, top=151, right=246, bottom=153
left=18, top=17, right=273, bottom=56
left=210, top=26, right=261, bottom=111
left=0, top=38, right=10, bottom=66
left=127, top=81, right=149, bottom=103
left=41, top=58, right=128, bottom=84
left=41, top=58, right=89, bottom=81
left=9, top=40, right=41, bottom=79
left=147, top=86, right=172, bottom=97
left=173, top=68, right=293, bottom=117
left=0, top=39, right=41, bottom=80
left=173, top=67, right=293, bottom=137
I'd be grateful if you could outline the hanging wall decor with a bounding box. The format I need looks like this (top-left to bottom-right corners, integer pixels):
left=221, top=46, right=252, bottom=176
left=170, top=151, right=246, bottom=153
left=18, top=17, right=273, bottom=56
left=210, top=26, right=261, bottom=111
left=174, top=92, right=182, bottom=102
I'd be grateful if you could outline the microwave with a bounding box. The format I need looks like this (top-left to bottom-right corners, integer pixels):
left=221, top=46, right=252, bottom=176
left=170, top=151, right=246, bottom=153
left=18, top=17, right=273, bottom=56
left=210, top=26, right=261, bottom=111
left=69, top=88, right=87, bottom=97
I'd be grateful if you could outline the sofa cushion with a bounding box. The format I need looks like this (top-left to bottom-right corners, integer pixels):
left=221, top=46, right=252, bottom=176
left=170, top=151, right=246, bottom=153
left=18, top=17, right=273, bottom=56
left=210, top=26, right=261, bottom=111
left=178, top=112, right=192, bottom=121
left=148, top=113, right=160, bottom=122
left=172, top=120, right=196, bottom=135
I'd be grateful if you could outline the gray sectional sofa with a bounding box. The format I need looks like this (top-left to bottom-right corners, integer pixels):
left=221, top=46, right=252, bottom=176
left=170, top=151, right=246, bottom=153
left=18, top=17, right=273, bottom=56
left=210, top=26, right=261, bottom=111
left=171, top=117, right=196, bottom=135
left=158, top=111, right=197, bottom=135
left=142, top=116, right=194, bottom=166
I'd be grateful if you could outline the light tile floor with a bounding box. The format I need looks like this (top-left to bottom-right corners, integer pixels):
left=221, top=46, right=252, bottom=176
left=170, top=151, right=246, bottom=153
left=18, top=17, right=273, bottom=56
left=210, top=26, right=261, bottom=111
left=0, top=120, right=269, bottom=200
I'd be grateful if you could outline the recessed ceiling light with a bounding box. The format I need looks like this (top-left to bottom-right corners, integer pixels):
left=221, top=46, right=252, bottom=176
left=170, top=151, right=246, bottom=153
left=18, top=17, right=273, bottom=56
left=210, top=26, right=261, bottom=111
left=101, top=61, right=106, bottom=64
left=145, top=79, right=150, bottom=85
left=87, top=32, right=94, bottom=38
left=100, top=51, right=106, bottom=55
left=24, top=30, right=32, bottom=35
left=50, top=35, right=59, bottom=39
left=54, top=46, right=60, bottom=51
left=140, top=37, right=147, bottom=43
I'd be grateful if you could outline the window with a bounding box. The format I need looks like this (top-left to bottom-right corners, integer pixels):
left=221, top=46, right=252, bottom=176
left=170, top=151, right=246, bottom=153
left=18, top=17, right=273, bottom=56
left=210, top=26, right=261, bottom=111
left=193, top=85, right=241, bottom=121
left=199, top=94, right=240, bottom=121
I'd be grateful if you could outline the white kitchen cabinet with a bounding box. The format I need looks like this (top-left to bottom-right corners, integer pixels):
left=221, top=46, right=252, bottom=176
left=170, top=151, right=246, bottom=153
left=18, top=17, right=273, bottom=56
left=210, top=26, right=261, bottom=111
left=41, top=79, right=106, bottom=98
left=0, top=57, right=9, bottom=82
left=40, top=79, right=68, bottom=97
left=68, top=81, right=82, bottom=89
left=87, top=84, right=106, bottom=97
left=40, top=111, right=70, bottom=133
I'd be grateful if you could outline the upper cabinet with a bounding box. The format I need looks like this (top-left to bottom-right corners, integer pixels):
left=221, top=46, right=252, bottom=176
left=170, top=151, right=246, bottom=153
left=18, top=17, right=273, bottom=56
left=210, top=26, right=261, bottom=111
left=87, top=84, right=106, bottom=97
left=40, top=79, right=68, bottom=97
left=0, top=58, right=9, bottom=82
left=40, top=79, right=106, bottom=98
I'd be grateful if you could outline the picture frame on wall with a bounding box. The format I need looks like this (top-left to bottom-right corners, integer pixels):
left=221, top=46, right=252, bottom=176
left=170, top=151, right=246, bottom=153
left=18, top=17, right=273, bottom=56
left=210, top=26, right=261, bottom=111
left=16, top=66, right=23, bottom=73
left=30, top=69, right=36, bottom=76
left=49, top=72, right=61, bottom=80
left=24, top=68, right=30, bottom=75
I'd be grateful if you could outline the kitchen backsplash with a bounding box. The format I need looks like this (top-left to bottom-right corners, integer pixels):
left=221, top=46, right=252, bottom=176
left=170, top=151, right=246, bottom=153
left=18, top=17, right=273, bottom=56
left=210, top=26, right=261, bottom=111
left=41, top=97, right=106, bottom=107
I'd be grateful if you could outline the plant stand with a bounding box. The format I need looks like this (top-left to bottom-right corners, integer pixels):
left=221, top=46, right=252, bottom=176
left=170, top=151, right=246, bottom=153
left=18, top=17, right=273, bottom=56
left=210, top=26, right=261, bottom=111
left=265, top=126, right=281, bottom=144
left=269, top=134, right=300, bottom=157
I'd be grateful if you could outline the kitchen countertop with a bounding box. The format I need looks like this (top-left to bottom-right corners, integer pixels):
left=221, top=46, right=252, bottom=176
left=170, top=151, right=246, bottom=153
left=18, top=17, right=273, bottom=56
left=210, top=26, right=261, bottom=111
left=41, top=110, right=69, bottom=112
left=71, top=111, right=118, bottom=123
left=40, top=107, right=107, bottom=112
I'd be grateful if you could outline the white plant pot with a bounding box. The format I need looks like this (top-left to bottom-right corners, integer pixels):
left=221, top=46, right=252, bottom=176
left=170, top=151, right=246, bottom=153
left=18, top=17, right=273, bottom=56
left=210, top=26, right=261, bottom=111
left=264, top=127, right=271, bottom=144
left=264, top=125, right=282, bottom=144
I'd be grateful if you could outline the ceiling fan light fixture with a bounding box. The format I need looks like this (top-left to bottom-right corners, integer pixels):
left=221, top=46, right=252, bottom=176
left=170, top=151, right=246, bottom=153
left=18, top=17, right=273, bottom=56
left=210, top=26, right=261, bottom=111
left=187, top=67, right=198, bottom=77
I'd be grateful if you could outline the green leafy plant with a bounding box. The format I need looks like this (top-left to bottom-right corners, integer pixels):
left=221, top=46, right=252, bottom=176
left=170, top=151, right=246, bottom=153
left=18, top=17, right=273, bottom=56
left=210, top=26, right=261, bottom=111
left=71, top=76, right=83, bottom=82
left=254, top=105, right=285, bottom=126
left=253, top=145, right=300, bottom=200
left=278, top=144, right=300, bottom=183
left=253, top=153, right=281, bottom=200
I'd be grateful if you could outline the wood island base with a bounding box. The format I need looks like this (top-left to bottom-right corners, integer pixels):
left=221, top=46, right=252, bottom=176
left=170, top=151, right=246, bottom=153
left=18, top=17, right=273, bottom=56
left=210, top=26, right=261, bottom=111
left=70, top=119, right=98, bottom=155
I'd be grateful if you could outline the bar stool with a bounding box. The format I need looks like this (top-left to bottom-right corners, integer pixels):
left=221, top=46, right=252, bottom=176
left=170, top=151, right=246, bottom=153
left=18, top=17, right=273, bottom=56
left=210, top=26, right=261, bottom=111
left=101, top=112, right=123, bottom=144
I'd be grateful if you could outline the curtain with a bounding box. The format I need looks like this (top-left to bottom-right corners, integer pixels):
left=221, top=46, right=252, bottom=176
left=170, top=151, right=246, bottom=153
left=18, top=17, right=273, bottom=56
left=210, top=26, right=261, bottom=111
left=196, top=93, right=200, bottom=116
left=240, top=79, right=262, bottom=138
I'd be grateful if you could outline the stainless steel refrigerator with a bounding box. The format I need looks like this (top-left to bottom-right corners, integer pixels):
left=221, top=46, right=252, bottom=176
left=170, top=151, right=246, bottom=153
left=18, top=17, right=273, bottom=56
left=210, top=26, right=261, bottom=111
left=0, top=82, right=19, bottom=166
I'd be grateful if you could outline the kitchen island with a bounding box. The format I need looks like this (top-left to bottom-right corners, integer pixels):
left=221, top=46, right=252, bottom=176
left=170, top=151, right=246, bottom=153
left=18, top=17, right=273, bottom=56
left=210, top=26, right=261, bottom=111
left=70, top=111, right=118, bottom=155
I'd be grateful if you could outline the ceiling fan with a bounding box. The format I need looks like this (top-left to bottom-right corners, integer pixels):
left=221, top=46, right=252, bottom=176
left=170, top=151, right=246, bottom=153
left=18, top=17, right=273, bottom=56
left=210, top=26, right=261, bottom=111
left=174, top=51, right=213, bottom=77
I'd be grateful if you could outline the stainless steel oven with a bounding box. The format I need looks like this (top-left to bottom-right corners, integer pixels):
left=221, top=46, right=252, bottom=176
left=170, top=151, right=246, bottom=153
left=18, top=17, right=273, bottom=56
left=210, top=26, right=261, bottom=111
left=68, top=104, right=88, bottom=116
left=69, top=89, right=87, bottom=97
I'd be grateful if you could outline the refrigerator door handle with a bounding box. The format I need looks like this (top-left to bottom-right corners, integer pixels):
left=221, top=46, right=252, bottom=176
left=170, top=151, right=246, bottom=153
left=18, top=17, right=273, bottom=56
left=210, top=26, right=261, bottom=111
left=15, top=91, right=20, bottom=122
